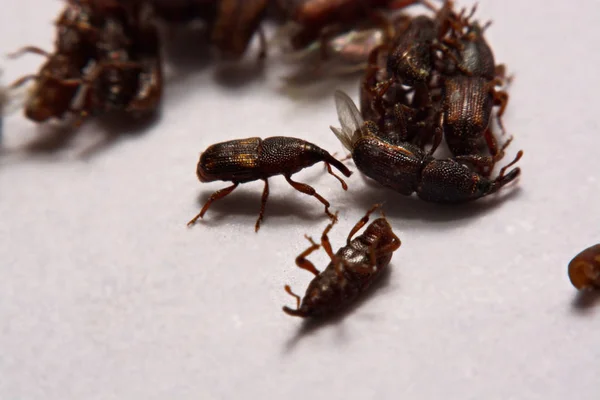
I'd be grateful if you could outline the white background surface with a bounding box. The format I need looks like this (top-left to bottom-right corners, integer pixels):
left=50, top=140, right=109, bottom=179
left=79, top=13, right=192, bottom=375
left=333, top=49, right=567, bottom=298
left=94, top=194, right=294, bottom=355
left=1, top=1, right=600, bottom=399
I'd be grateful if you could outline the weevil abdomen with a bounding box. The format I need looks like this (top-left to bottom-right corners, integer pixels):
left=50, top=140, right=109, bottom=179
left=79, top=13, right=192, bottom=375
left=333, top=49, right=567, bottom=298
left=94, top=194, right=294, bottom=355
left=197, top=137, right=262, bottom=183
left=443, top=76, right=493, bottom=155
left=352, top=136, right=425, bottom=196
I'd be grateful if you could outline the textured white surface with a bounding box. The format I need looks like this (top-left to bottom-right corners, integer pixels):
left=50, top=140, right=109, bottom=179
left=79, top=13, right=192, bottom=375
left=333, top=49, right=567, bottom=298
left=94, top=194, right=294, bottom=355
left=1, top=1, right=600, bottom=399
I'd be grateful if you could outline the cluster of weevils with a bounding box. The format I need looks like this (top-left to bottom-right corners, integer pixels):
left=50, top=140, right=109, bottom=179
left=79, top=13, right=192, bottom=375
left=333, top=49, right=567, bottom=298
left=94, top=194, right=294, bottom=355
left=7, top=0, right=416, bottom=124
left=7, top=0, right=527, bottom=318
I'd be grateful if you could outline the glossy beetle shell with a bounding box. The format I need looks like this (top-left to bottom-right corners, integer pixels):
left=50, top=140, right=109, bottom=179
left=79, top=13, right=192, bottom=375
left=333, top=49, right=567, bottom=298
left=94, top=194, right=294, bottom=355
left=443, top=76, right=493, bottom=155
left=294, top=218, right=399, bottom=317
left=197, top=136, right=347, bottom=183
left=352, top=136, right=425, bottom=196
left=568, top=244, right=600, bottom=290
left=387, top=16, right=437, bottom=85
left=197, top=137, right=262, bottom=183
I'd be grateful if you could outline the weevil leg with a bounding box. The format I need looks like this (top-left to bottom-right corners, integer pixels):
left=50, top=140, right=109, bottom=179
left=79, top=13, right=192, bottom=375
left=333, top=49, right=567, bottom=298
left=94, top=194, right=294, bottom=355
left=372, top=77, right=394, bottom=120
left=454, top=154, right=495, bottom=176
left=9, top=75, right=39, bottom=89
left=484, top=126, right=500, bottom=158
left=492, top=89, right=509, bottom=136
left=187, top=183, right=239, bottom=227
left=498, top=150, right=523, bottom=178
left=433, top=42, right=472, bottom=76
left=381, top=234, right=402, bottom=254
left=282, top=285, right=307, bottom=317
left=429, top=110, right=445, bottom=156
left=346, top=204, right=382, bottom=244
left=324, top=163, right=348, bottom=190
left=459, top=131, right=515, bottom=176
left=320, top=214, right=338, bottom=261
left=7, top=46, right=51, bottom=59
left=285, top=174, right=335, bottom=220
left=494, top=64, right=514, bottom=88
left=295, top=235, right=321, bottom=276
left=255, top=179, right=270, bottom=232
left=284, top=285, right=302, bottom=310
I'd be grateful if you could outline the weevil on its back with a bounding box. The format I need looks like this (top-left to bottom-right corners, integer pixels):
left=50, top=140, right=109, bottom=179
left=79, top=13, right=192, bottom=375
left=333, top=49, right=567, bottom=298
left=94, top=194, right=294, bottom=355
left=283, top=204, right=401, bottom=318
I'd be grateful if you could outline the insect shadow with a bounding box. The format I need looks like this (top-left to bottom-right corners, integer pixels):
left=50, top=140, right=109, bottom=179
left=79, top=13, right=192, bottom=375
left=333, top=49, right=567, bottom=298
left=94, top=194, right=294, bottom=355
left=283, top=265, right=394, bottom=353
left=351, top=173, right=523, bottom=225
left=571, top=290, right=600, bottom=314
left=194, top=189, right=333, bottom=228
left=11, top=110, right=161, bottom=160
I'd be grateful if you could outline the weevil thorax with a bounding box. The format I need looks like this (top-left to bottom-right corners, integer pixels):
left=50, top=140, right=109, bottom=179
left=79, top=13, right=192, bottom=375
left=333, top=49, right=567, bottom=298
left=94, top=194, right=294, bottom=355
left=259, top=136, right=327, bottom=175
left=417, top=158, right=499, bottom=203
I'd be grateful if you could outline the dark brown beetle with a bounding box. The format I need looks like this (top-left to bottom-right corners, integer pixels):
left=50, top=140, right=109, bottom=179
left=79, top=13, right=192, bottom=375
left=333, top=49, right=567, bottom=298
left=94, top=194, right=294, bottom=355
left=437, top=9, right=511, bottom=169
left=283, top=204, right=401, bottom=318
left=568, top=244, right=600, bottom=290
left=384, top=1, right=459, bottom=86
left=187, top=136, right=352, bottom=231
left=331, top=91, right=521, bottom=203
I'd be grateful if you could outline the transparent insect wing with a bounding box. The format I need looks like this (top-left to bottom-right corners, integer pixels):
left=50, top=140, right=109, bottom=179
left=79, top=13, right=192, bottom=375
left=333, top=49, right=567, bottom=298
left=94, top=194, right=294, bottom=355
left=330, top=90, right=366, bottom=152
left=334, top=90, right=364, bottom=135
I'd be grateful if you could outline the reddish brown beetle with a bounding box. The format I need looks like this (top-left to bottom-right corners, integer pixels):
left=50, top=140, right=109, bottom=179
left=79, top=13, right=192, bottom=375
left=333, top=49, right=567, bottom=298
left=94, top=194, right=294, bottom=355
left=283, top=204, right=401, bottom=318
left=188, top=136, right=352, bottom=232
left=569, top=244, right=600, bottom=290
